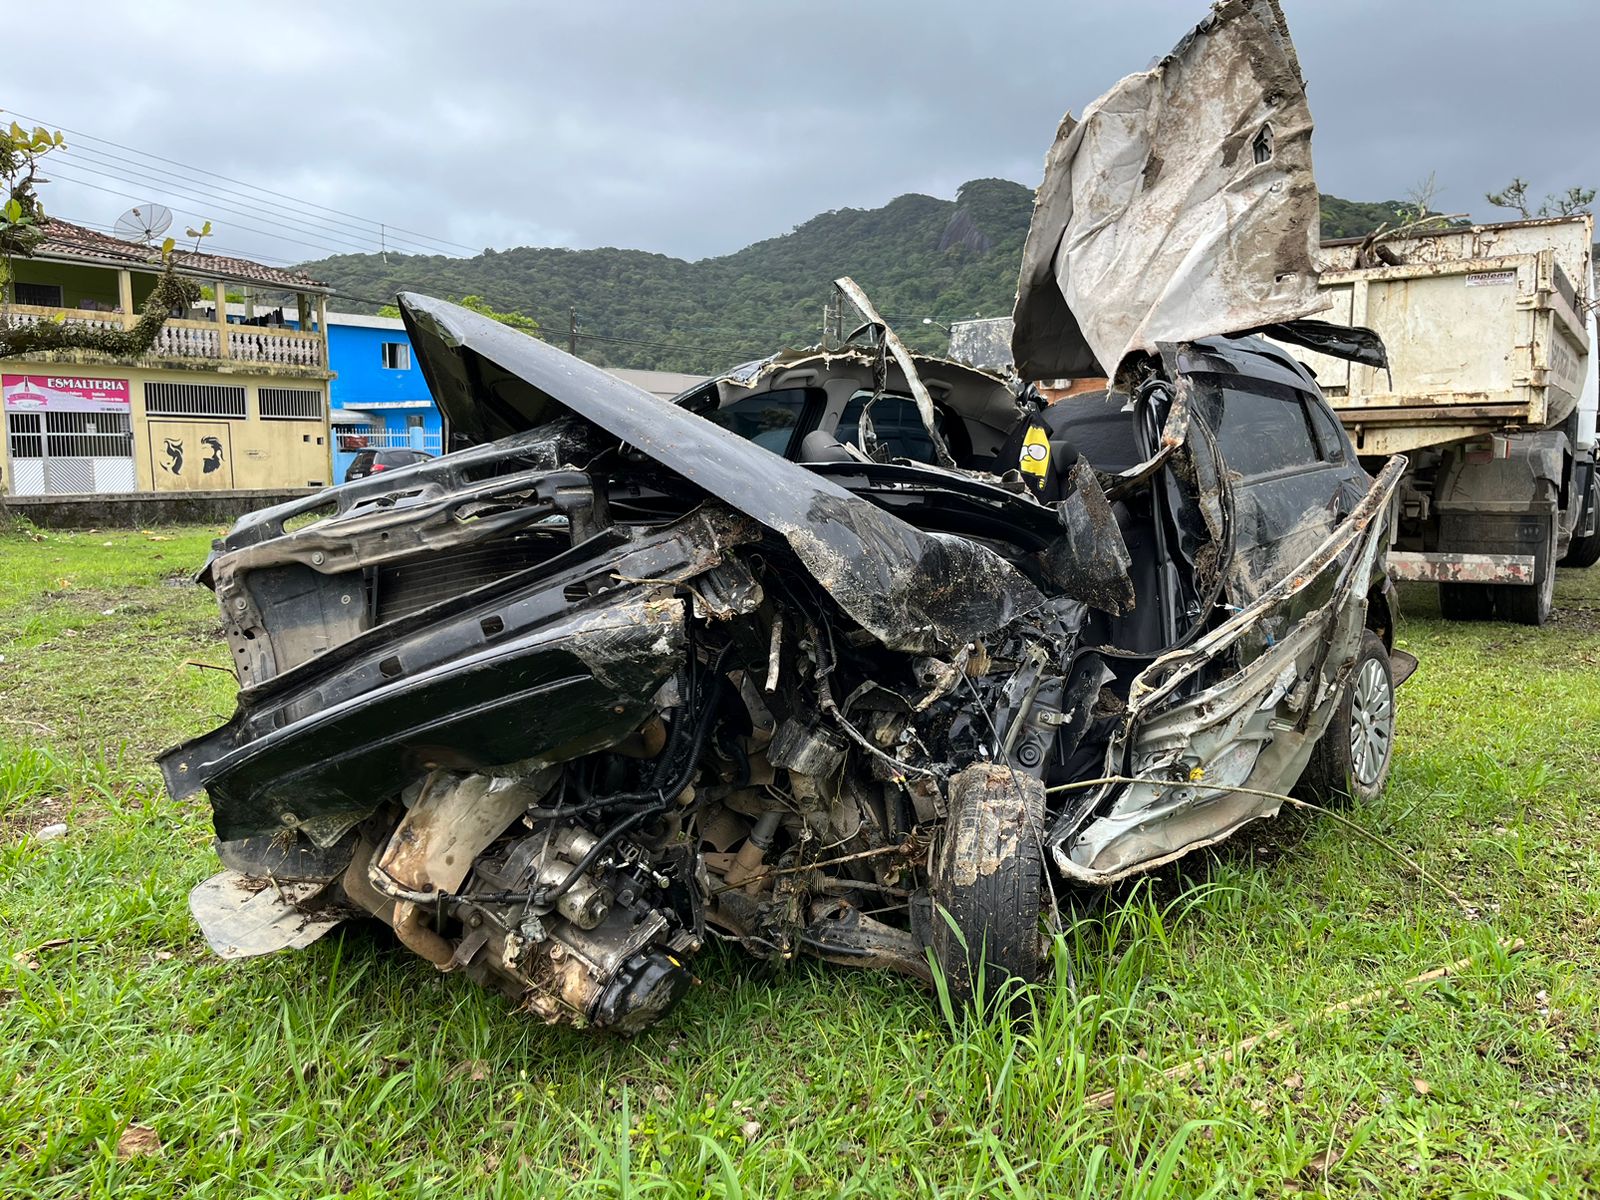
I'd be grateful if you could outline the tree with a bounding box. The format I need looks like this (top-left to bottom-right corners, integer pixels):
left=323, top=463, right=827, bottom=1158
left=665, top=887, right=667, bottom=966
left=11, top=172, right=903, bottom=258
left=1, top=113, right=198, bottom=360
left=1400, top=172, right=1442, bottom=225
left=378, top=294, right=541, bottom=337
left=0, top=120, right=57, bottom=264
left=1485, top=177, right=1595, bottom=219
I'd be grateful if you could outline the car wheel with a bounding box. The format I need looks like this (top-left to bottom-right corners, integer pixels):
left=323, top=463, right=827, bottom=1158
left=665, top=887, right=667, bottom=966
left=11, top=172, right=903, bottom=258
left=931, top=763, right=1046, bottom=1013
left=1295, top=629, right=1395, bottom=807
left=1438, top=582, right=1496, bottom=621
left=1496, top=517, right=1556, bottom=626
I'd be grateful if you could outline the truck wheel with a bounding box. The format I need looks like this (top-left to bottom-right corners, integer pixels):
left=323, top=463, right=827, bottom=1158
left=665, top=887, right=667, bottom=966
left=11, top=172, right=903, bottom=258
left=1295, top=630, right=1395, bottom=807
left=1497, top=518, right=1556, bottom=626
left=1564, top=531, right=1600, bottom=570
left=1559, top=475, right=1600, bottom=568
left=1438, top=583, right=1496, bottom=621
left=931, top=764, right=1046, bottom=1013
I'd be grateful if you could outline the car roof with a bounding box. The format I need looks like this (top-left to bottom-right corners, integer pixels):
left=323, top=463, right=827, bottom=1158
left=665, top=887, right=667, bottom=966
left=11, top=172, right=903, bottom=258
left=1179, top=335, right=1321, bottom=394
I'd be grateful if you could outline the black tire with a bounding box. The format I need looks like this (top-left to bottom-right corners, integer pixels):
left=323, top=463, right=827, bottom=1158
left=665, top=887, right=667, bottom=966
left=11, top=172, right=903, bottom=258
left=1438, top=582, right=1496, bottom=621
left=1563, top=531, right=1600, bottom=570
left=1497, top=516, right=1556, bottom=626
left=1295, top=629, right=1395, bottom=807
left=931, top=764, right=1046, bottom=1012
left=1560, top=475, right=1600, bottom=568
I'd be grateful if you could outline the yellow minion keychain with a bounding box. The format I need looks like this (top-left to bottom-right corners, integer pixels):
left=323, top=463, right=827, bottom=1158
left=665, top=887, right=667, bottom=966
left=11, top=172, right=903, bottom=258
left=1018, top=423, right=1052, bottom=494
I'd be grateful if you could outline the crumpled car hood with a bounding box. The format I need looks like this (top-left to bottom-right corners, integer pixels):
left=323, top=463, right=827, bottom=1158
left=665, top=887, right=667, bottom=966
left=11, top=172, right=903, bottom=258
left=1011, top=0, right=1327, bottom=381
left=401, top=293, right=1043, bottom=653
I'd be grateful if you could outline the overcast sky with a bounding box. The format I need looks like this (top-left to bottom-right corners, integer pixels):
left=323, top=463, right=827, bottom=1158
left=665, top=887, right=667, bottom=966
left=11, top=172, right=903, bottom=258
left=11, top=0, right=1598, bottom=266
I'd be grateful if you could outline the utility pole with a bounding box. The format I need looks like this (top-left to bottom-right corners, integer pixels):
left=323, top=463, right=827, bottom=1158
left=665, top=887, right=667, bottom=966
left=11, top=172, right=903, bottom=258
left=568, top=309, right=578, bottom=357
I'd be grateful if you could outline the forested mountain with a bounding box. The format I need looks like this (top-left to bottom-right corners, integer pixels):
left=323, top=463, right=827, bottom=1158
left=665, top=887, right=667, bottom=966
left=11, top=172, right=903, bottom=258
left=1319, top=194, right=1429, bottom=240
left=299, top=184, right=1422, bottom=374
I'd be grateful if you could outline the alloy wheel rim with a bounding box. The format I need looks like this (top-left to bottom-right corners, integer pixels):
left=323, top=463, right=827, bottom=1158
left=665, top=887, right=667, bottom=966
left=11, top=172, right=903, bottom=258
left=1348, top=657, right=1393, bottom=788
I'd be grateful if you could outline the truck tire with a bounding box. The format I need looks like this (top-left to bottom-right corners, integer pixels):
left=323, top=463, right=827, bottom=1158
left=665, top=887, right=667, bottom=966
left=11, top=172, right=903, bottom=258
left=931, top=764, right=1046, bottom=1013
left=1559, top=474, right=1600, bottom=568
left=1563, top=531, right=1600, bottom=570
left=1497, top=517, right=1556, bottom=626
left=1295, top=630, right=1395, bottom=807
left=1438, top=583, right=1496, bottom=621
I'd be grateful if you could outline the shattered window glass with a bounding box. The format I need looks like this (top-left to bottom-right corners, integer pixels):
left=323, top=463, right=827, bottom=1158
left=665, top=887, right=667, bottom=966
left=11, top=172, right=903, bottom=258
left=1213, top=384, right=1320, bottom=478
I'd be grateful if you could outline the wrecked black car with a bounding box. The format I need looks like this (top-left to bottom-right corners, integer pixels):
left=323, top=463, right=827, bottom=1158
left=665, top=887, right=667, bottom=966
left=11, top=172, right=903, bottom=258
left=158, top=0, right=1410, bottom=1030
left=159, top=285, right=1404, bottom=1030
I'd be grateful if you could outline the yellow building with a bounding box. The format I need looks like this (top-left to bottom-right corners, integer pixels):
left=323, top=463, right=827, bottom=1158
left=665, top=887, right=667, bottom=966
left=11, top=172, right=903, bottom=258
left=2, top=220, right=333, bottom=505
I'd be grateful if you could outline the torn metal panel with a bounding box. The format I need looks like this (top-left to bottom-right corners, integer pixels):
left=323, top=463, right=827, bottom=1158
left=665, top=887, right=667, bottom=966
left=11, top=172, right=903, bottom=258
left=1249, top=319, right=1388, bottom=369
left=832, top=276, right=957, bottom=469
left=1012, top=0, right=1326, bottom=381
left=189, top=871, right=350, bottom=959
left=1040, top=459, right=1136, bottom=615
left=1052, top=454, right=1405, bottom=883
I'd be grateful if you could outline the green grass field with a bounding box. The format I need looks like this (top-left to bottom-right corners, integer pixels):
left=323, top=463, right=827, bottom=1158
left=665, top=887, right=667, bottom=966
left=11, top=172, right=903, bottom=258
left=2, top=519, right=1597, bottom=1198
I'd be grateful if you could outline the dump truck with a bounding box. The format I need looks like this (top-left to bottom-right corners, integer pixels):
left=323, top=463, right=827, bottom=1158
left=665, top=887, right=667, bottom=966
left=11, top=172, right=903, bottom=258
left=1300, top=216, right=1599, bottom=624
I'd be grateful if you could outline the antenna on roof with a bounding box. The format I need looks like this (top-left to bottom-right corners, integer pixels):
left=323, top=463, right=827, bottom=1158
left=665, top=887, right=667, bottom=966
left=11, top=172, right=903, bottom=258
left=113, top=204, right=174, bottom=245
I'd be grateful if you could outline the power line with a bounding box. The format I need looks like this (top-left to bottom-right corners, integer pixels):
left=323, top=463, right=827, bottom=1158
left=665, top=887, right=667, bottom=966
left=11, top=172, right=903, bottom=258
left=58, top=149, right=385, bottom=255
left=42, top=166, right=367, bottom=260
left=71, top=218, right=307, bottom=266
left=45, top=160, right=383, bottom=257
left=14, top=109, right=481, bottom=257
left=62, top=142, right=458, bottom=259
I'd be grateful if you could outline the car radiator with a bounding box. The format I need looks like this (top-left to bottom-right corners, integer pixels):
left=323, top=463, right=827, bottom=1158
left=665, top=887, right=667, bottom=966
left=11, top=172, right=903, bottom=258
left=373, top=533, right=563, bottom=623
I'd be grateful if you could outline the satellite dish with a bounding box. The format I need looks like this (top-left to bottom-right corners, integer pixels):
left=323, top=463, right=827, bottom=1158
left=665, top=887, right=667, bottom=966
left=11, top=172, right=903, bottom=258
left=114, top=204, right=174, bottom=244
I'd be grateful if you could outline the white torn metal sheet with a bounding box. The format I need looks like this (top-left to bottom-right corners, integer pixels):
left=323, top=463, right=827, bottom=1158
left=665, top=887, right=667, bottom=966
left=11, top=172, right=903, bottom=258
left=189, top=871, right=348, bottom=959
left=1012, top=0, right=1328, bottom=383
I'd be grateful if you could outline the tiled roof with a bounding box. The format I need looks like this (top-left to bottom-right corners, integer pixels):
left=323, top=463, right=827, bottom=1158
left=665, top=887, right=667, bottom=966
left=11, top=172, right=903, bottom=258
left=35, top=219, right=328, bottom=291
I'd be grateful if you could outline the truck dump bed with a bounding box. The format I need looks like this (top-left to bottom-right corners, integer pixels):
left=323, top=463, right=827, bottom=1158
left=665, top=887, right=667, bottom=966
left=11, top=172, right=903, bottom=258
left=1299, top=216, right=1593, bottom=457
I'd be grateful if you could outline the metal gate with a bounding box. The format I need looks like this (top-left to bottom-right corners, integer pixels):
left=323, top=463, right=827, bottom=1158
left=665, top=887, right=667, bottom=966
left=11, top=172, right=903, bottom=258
left=5, top=409, right=137, bottom=495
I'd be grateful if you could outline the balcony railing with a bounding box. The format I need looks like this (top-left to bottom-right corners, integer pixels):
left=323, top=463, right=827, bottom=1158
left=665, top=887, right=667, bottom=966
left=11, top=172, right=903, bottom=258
left=336, top=428, right=443, bottom=453
left=2, top=303, right=324, bottom=369
left=226, top=325, right=323, bottom=367
left=1, top=304, right=124, bottom=337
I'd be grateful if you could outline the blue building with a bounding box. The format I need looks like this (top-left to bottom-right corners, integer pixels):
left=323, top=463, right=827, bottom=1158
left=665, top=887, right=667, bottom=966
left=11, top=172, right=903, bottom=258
left=273, top=309, right=705, bottom=479
left=318, top=311, right=442, bottom=478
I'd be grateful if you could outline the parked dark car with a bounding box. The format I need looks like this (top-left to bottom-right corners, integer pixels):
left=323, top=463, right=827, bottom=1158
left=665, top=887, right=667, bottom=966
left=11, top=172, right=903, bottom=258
left=344, top=447, right=433, bottom=482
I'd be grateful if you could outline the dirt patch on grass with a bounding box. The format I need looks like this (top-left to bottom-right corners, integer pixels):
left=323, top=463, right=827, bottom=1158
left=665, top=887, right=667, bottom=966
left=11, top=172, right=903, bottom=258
left=183, top=618, right=229, bottom=648
left=0, top=793, right=69, bottom=844
left=1548, top=602, right=1600, bottom=634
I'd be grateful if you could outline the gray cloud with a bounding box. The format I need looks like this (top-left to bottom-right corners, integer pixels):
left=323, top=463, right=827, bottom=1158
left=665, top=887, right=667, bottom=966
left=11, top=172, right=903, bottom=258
left=12, top=0, right=1598, bottom=264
